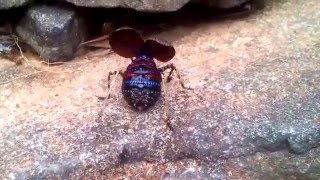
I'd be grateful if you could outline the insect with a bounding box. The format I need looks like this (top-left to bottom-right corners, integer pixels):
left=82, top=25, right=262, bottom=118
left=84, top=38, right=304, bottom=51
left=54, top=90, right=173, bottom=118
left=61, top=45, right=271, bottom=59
left=107, top=27, right=190, bottom=111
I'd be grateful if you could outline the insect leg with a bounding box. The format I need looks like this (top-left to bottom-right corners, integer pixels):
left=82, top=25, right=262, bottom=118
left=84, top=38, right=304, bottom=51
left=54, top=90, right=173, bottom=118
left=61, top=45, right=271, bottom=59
left=160, top=73, right=175, bottom=132
left=158, top=64, right=192, bottom=131
left=96, top=70, right=123, bottom=122
left=106, top=70, right=123, bottom=99
left=158, top=63, right=192, bottom=90
left=97, top=70, right=123, bottom=100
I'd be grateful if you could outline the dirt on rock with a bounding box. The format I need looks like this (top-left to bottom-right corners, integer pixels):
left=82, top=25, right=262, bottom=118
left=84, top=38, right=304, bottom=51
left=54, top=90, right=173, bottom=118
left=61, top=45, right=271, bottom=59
left=1, top=0, right=320, bottom=179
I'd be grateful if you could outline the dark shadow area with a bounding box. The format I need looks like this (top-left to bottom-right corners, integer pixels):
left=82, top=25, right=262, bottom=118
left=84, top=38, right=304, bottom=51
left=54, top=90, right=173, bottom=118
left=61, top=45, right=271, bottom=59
left=77, top=0, right=267, bottom=41
left=0, top=0, right=270, bottom=63
left=0, top=6, right=29, bottom=34
left=1, top=0, right=268, bottom=49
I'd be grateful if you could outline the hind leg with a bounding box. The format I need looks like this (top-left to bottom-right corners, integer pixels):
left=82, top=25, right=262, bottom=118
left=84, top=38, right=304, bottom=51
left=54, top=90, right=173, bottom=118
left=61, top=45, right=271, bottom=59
left=158, top=64, right=192, bottom=131
left=158, top=63, right=192, bottom=90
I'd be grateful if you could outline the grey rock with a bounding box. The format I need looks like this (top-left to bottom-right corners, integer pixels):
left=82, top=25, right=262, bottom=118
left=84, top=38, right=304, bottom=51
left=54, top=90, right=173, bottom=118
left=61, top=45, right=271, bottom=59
left=16, top=5, right=85, bottom=62
left=0, top=36, right=14, bottom=55
left=65, top=0, right=251, bottom=12
left=3, top=49, right=319, bottom=179
left=162, top=168, right=209, bottom=180
left=230, top=149, right=320, bottom=179
left=0, top=0, right=30, bottom=9
left=65, top=0, right=190, bottom=12
left=288, top=130, right=320, bottom=154
left=0, top=0, right=318, bottom=179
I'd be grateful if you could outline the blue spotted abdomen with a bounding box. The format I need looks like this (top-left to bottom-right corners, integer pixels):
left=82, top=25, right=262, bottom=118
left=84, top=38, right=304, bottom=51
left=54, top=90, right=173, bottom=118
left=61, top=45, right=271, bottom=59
left=122, top=55, right=162, bottom=111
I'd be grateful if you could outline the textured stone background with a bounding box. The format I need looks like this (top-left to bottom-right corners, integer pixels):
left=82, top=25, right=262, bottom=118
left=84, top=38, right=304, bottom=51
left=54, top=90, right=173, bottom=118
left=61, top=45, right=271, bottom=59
left=0, top=0, right=250, bottom=11
left=64, top=0, right=249, bottom=11
left=0, top=0, right=29, bottom=9
left=1, top=0, right=320, bottom=179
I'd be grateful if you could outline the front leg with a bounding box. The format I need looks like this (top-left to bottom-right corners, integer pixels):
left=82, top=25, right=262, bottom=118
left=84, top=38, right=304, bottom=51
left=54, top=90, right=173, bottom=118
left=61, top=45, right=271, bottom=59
left=106, top=70, right=124, bottom=99
left=107, top=71, right=123, bottom=89
left=97, top=70, right=123, bottom=100
left=158, top=63, right=192, bottom=90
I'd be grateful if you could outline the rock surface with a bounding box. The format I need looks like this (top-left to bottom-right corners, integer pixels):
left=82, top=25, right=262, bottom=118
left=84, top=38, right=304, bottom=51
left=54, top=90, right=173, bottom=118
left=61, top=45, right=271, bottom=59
left=0, top=36, right=14, bottom=55
left=66, top=0, right=189, bottom=12
left=65, top=0, right=251, bottom=12
left=194, top=0, right=250, bottom=9
left=1, top=0, right=320, bottom=179
left=0, top=0, right=254, bottom=12
left=16, top=5, right=85, bottom=63
left=0, top=0, right=30, bottom=9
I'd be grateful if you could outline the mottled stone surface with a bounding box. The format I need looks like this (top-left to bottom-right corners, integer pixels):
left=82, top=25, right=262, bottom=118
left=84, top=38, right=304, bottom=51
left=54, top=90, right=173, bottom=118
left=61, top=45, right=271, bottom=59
left=65, top=0, right=251, bottom=12
left=0, top=36, right=14, bottom=55
left=1, top=0, right=320, bottom=179
left=0, top=0, right=253, bottom=11
left=65, top=0, right=190, bottom=12
left=0, top=0, right=30, bottom=9
left=16, top=5, right=85, bottom=62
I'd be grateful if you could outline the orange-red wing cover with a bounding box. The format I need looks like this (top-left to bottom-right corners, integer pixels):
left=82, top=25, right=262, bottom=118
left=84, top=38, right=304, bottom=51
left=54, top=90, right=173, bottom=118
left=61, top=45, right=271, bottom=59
left=109, top=27, right=144, bottom=58
left=143, top=39, right=176, bottom=62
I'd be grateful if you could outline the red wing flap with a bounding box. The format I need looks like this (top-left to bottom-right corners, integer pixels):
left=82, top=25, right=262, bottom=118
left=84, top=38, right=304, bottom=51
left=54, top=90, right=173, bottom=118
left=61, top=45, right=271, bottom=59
left=144, top=39, right=176, bottom=62
left=109, top=27, right=144, bottom=58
